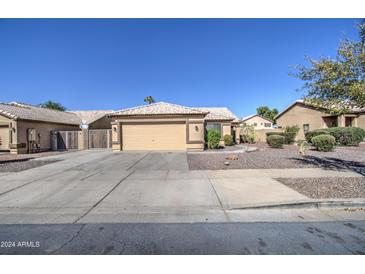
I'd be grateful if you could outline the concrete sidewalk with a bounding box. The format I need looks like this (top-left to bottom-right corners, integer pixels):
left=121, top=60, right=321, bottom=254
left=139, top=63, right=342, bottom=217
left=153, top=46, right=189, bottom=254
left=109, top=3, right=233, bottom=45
left=0, top=150, right=363, bottom=224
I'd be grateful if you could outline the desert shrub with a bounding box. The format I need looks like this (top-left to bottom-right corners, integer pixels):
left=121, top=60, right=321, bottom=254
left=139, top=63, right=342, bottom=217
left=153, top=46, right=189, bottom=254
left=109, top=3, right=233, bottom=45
left=207, top=129, right=221, bottom=149
left=266, top=134, right=285, bottom=148
left=311, top=134, right=336, bottom=152
left=223, top=134, right=234, bottom=146
left=266, top=131, right=291, bottom=144
left=240, top=124, right=256, bottom=143
left=326, top=127, right=365, bottom=146
left=283, top=125, right=300, bottom=144
left=305, top=129, right=330, bottom=143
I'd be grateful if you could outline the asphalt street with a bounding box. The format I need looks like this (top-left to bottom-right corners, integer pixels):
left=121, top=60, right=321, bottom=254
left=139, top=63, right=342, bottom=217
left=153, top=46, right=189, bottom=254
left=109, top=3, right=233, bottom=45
left=0, top=221, right=364, bottom=254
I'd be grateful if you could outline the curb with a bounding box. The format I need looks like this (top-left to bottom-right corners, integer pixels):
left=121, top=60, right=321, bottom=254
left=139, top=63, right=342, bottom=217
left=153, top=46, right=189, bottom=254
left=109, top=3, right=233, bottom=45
left=229, top=199, right=365, bottom=210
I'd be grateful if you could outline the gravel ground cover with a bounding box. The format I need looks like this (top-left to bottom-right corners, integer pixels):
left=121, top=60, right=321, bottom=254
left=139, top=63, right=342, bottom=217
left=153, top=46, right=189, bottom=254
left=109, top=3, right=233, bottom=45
left=188, top=142, right=365, bottom=172
left=0, top=150, right=74, bottom=163
left=0, top=159, right=60, bottom=172
left=275, top=177, right=365, bottom=199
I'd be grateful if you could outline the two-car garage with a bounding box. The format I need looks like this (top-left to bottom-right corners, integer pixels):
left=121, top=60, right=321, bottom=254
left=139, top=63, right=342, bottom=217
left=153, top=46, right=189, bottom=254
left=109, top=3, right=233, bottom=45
left=121, top=122, right=187, bottom=151
left=109, top=102, right=235, bottom=152
left=110, top=102, right=211, bottom=152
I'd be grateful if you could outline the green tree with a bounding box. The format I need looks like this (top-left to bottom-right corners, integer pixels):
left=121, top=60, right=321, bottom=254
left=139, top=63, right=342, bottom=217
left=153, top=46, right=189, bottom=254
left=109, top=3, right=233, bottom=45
left=256, top=106, right=278, bottom=121
left=293, top=20, right=365, bottom=114
left=39, top=100, right=66, bottom=111
left=144, top=96, right=155, bottom=104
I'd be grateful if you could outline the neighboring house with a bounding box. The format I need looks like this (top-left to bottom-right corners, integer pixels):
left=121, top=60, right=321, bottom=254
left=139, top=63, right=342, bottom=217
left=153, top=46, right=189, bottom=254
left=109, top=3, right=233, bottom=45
left=71, top=110, right=114, bottom=129
left=275, top=100, right=365, bottom=140
left=240, top=114, right=274, bottom=129
left=0, top=102, right=80, bottom=154
left=109, top=102, right=238, bottom=151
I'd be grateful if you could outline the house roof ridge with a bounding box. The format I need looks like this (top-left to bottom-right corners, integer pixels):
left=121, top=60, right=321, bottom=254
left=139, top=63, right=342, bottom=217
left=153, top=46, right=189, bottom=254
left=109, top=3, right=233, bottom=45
left=112, top=101, right=208, bottom=116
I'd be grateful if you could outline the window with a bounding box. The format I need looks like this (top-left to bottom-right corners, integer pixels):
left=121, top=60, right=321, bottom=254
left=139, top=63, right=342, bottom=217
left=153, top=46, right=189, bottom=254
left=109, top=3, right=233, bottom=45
left=303, top=124, right=310, bottom=133
left=264, top=123, right=271, bottom=128
left=252, top=122, right=258, bottom=127
left=206, top=123, right=221, bottom=133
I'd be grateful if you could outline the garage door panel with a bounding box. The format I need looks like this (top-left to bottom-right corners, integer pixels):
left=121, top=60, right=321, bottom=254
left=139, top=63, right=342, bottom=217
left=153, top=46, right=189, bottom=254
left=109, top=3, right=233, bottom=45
left=122, top=123, right=186, bottom=151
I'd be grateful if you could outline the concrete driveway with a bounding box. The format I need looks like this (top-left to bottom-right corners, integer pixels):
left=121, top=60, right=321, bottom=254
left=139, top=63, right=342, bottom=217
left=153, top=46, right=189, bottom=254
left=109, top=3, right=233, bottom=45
left=0, top=150, right=362, bottom=224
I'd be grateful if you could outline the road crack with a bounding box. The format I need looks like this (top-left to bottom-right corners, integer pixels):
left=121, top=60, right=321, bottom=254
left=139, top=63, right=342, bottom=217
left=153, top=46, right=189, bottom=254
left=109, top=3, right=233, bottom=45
left=50, top=224, right=86, bottom=254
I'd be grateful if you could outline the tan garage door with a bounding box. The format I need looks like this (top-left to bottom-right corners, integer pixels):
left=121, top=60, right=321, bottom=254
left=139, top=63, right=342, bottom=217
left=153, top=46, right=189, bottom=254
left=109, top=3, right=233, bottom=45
left=122, top=123, right=186, bottom=151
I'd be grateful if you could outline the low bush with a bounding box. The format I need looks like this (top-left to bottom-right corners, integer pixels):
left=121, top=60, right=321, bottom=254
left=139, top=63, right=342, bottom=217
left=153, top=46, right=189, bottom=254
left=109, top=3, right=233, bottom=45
left=305, top=129, right=330, bottom=143
left=266, top=132, right=291, bottom=144
left=311, top=134, right=336, bottom=152
left=266, top=134, right=285, bottom=148
left=305, top=127, right=365, bottom=146
left=241, top=134, right=255, bottom=143
left=224, top=134, right=234, bottom=146
left=239, top=124, right=256, bottom=144
left=284, top=125, right=300, bottom=144
left=327, top=127, right=365, bottom=146
left=207, top=129, right=221, bottom=149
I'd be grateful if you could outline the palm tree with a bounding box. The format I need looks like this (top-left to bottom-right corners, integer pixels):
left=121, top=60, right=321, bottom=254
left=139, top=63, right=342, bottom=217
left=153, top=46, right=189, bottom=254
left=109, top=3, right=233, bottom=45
left=39, top=100, right=66, bottom=111
left=144, top=96, right=155, bottom=104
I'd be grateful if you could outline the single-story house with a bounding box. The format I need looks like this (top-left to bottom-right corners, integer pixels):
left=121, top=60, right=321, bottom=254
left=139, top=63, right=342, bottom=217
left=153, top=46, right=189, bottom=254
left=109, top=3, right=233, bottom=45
left=0, top=102, right=81, bottom=154
left=240, top=114, right=274, bottom=129
left=275, top=100, right=365, bottom=140
left=109, top=102, right=238, bottom=151
left=0, top=102, right=114, bottom=154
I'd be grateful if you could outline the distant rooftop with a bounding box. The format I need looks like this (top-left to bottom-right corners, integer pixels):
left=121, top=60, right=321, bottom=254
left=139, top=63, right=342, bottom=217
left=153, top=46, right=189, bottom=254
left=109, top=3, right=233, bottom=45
left=70, top=110, right=113, bottom=125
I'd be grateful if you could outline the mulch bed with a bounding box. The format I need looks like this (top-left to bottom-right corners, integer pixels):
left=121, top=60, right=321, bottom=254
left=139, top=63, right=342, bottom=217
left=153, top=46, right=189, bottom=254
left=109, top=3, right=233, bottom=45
left=187, top=142, right=365, bottom=172
left=275, top=177, right=365, bottom=199
left=0, top=159, right=60, bottom=172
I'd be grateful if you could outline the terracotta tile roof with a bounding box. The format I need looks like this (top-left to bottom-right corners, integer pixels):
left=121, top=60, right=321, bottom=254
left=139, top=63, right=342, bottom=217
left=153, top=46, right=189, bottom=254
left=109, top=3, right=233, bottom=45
left=196, top=107, right=238, bottom=121
left=70, top=110, right=113, bottom=125
left=110, top=102, right=208, bottom=116
left=0, top=102, right=81, bottom=125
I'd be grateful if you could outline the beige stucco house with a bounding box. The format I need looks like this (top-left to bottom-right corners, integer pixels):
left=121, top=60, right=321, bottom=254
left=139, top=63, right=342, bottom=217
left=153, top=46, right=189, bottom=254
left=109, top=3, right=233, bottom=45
left=0, top=102, right=81, bottom=154
left=0, top=103, right=115, bottom=154
left=109, top=102, right=238, bottom=151
left=275, top=100, right=365, bottom=140
left=241, top=114, right=274, bottom=129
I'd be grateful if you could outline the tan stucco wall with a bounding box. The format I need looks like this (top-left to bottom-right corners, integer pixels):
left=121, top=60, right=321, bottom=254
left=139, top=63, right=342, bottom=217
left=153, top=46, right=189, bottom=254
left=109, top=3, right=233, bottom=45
left=14, top=120, right=79, bottom=154
left=242, top=116, right=273, bottom=129
left=188, top=121, right=204, bottom=142
left=276, top=104, right=325, bottom=140
left=255, top=128, right=282, bottom=142
left=357, top=113, right=365, bottom=129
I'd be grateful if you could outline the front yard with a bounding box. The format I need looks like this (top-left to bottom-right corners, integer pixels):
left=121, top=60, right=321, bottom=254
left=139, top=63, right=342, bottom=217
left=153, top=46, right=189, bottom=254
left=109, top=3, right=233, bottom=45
left=187, top=142, right=365, bottom=175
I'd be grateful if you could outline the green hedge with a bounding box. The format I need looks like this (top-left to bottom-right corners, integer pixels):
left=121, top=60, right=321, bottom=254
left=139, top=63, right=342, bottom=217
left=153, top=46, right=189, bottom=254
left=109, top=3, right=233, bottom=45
left=207, top=129, right=221, bottom=149
left=305, top=129, right=330, bottom=143
left=266, top=134, right=285, bottom=148
left=224, top=134, right=234, bottom=146
left=266, top=132, right=293, bottom=144
left=305, top=127, right=365, bottom=146
left=327, top=127, right=365, bottom=146
left=311, top=134, right=336, bottom=152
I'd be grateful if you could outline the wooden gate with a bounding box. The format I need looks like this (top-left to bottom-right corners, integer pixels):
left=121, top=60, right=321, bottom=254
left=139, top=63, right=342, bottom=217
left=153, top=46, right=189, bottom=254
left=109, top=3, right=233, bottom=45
left=88, top=129, right=111, bottom=149
left=56, top=131, right=79, bottom=150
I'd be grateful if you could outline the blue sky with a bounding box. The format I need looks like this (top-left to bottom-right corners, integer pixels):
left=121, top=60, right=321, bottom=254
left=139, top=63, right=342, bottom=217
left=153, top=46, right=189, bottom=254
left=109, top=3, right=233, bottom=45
left=0, top=19, right=360, bottom=117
